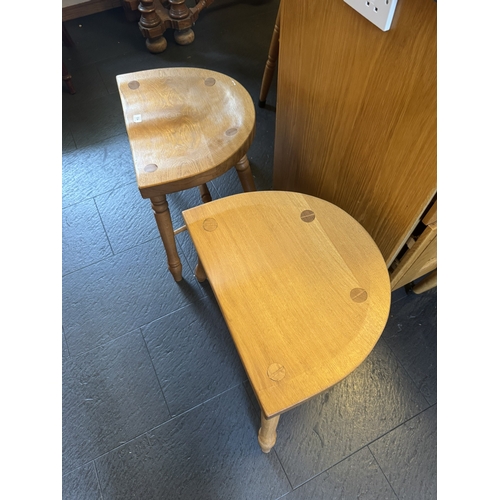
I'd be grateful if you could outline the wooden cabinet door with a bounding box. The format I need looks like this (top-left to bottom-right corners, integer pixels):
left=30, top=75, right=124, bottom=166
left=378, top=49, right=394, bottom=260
left=274, top=0, right=437, bottom=266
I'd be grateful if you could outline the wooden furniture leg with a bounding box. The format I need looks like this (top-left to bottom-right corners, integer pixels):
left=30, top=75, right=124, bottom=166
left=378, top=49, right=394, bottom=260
left=235, top=155, right=256, bottom=192
left=412, top=269, right=437, bottom=294
left=137, top=0, right=215, bottom=53
left=258, top=411, right=280, bottom=453
left=63, top=63, right=76, bottom=95
left=259, top=4, right=280, bottom=108
left=198, top=183, right=213, bottom=204
left=151, top=195, right=183, bottom=281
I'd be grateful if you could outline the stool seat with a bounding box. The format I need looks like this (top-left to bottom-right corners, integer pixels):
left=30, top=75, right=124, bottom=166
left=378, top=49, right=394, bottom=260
left=116, top=67, right=257, bottom=282
left=182, top=191, right=391, bottom=451
left=116, top=67, right=255, bottom=198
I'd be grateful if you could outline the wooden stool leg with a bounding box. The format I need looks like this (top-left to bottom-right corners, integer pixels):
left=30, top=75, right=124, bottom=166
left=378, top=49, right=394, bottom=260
left=63, top=63, right=76, bottom=95
left=194, top=183, right=212, bottom=281
left=258, top=411, right=280, bottom=453
left=259, top=4, right=281, bottom=108
left=139, top=0, right=168, bottom=53
left=235, top=155, right=256, bottom=192
left=413, top=269, right=437, bottom=294
left=198, top=183, right=213, bottom=204
left=150, top=195, right=183, bottom=281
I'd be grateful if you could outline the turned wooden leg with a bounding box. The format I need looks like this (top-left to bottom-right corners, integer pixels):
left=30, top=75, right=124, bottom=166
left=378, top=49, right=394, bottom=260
left=259, top=5, right=280, bottom=108
left=235, top=155, right=256, bottom=192
left=413, top=269, right=437, bottom=294
left=258, top=411, right=280, bottom=453
left=198, top=183, right=213, bottom=204
left=139, top=0, right=168, bottom=53
left=150, top=195, right=183, bottom=281
left=168, top=0, right=195, bottom=45
left=63, top=63, right=76, bottom=95
left=195, top=259, right=207, bottom=283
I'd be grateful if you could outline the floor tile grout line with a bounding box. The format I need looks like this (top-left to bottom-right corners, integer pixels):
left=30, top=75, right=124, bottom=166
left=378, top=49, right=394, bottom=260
left=278, top=402, right=437, bottom=495
left=92, top=460, right=105, bottom=500
left=92, top=197, right=116, bottom=256
left=138, top=325, right=173, bottom=418
left=63, top=382, right=248, bottom=477
left=65, top=298, right=206, bottom=359
left=367, top=446, right=401, bottom=500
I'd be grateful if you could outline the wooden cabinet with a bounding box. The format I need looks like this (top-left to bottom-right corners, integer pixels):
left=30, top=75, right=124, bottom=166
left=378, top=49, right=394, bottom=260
left=273, top=0, right=436, bottom=290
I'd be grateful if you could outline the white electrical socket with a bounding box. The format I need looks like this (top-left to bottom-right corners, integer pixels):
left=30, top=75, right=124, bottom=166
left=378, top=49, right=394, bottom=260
left=344, top=0, right=399, bottom=32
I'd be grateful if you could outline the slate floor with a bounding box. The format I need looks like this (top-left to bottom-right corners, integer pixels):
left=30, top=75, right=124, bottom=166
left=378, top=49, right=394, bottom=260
left=62, top=3, right=437, bottom=499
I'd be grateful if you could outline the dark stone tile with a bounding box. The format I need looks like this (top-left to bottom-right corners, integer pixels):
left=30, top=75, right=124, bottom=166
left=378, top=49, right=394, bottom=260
left=62, top=331, right=170, bottom=474
left=62, top=10, right=148, bottom=70
left=142, top=295, right=247, bottom=416
left=272, top=340, right=429, bottom=487
left=66, top=93, right=127, bottom=149
left=281, top=447, right=397, bottom=500
left=62, top=462, right=102, bottom=500
left=95, top=183, right=205, bottom=255
left=62, top=133, right=136, bottom=209
left=95, top=385, right=291, bottom=500
left=62, top=237, right=206, bottom=356
left=369, top=405, right=437, bottom=500
left=61, top=63, right=110, bottom=111
left=382, top=288, right=437, bottom=404
left=63, top=198, right=113, bottom=276
left=63, top=112, right=77, bottom=153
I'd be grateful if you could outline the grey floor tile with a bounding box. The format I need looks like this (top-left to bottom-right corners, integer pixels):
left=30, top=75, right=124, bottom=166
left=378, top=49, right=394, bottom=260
left=66, top=92, right=127, bottom=149
left=95, top=385, right=291, bottom=500
left=63, top=198, right=113, bottom=275
left=141, top=294, right=247, bottom=416
left=369, top=405, right=437, bottom=500
left=62, top=133, right=136, bottom=208
left=272, top=340, right=429, bottom=487
left=382, top=288, right=437, bottom=404
left=282, top=447, right=397, bottom=500
left=95, top=183, right=204, bottom=255
left=63, top=330, right=170, bottom=474
left=94, top=182, right=158, bottom=254
left=63, top=462, right=102, bottom=500
left=62, top=237, right=206, bottom=356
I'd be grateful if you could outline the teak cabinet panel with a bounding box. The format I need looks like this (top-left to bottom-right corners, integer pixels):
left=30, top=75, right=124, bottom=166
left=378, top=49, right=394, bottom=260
left=273, top=0, right=437, bottom=269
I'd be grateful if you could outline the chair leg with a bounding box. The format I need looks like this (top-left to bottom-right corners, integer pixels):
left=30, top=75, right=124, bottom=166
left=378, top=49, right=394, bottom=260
left=150, top=195, right=183, bottom=281
left=259, top=4, right=281, bottom=108
left=235, top=154, right=256, bottom=192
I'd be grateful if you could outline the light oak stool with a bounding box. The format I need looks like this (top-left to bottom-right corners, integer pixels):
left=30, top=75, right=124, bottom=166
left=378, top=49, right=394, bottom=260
left=116, top=67, right=256, bottom=281
left=182, top=191, right=391, bottom=452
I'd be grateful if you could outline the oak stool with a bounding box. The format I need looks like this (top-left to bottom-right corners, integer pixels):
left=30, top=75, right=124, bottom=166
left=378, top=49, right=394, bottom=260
left=182, top=191, right=391, bottom=452
left=116, top=68, right=256, bottom=281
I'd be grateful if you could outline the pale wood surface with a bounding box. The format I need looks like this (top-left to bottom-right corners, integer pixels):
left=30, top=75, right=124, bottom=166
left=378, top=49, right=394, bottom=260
left=273, top=0, right=437, bottom=267
left=390, top=199, right=437, bottom=290
left=258, top=412, right=280, bottom=453
left=412, top=270, right=437, bottom=294
left=183, top=191, right=391, bottom=418
left=116, top=68, right=256, bottom=199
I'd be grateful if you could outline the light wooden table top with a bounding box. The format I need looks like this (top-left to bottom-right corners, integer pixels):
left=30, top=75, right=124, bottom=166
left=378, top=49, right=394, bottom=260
left=183, top=191, right=391, bottom=418
left=116, top=67, right=256, bottom=198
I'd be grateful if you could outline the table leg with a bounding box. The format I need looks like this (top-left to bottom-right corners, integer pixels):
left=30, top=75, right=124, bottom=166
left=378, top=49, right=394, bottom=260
left=258, top=411, right=280, bottom=453
left=150, top=195, right=183, bottom=281
left=235, top=154, right=256, bottom=192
